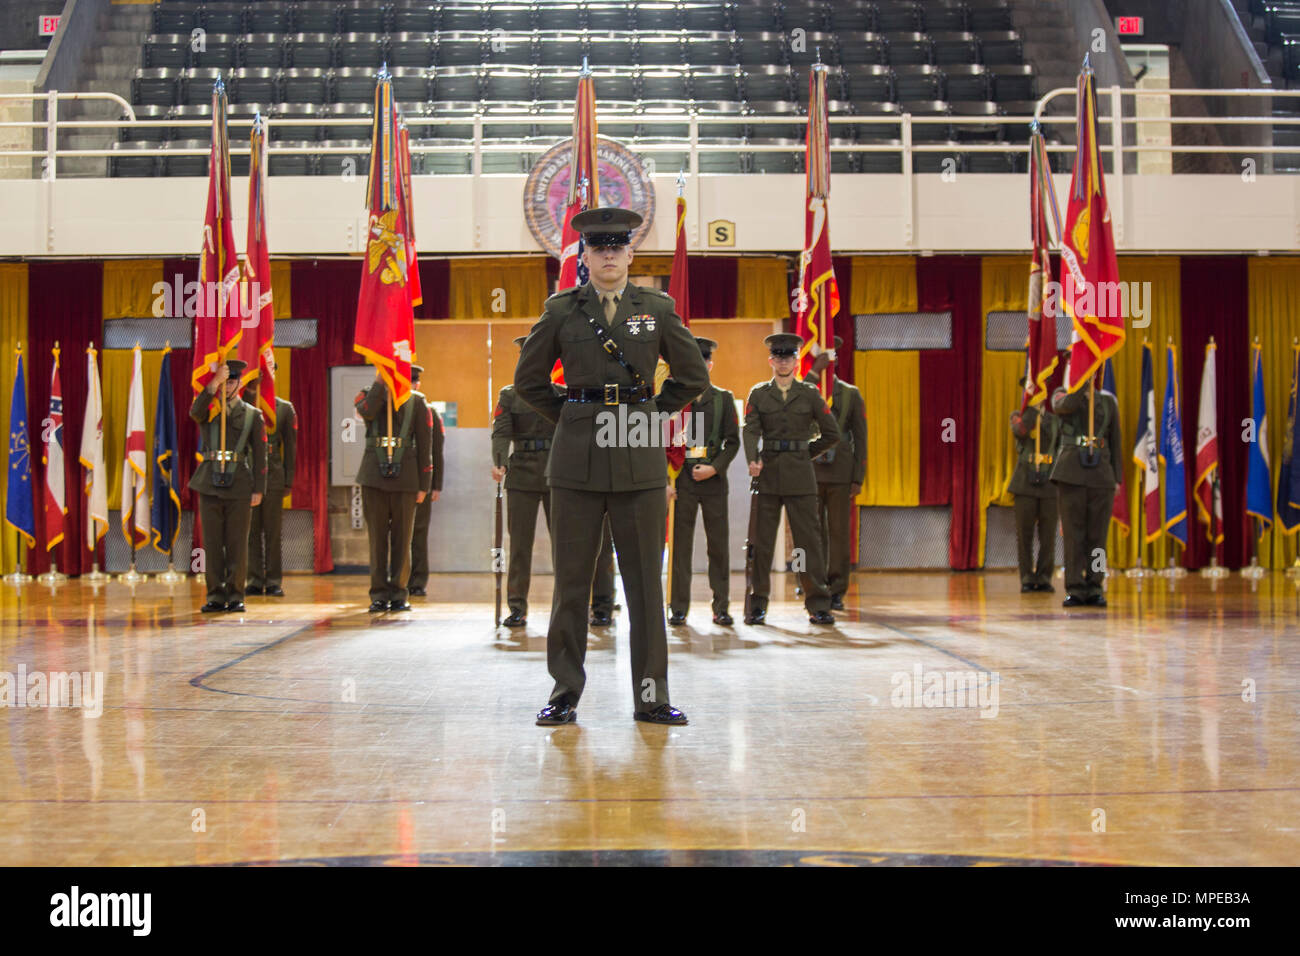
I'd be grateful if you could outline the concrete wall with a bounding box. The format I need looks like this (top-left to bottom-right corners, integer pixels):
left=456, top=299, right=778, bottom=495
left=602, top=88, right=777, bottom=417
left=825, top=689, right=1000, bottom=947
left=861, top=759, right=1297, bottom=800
left=0, top=0, right=65, bottom=55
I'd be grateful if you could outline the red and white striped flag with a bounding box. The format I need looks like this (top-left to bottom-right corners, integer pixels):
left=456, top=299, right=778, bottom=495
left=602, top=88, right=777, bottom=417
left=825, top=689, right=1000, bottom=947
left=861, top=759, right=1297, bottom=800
left=1194, top=340, right=1223, bottom=545
left=80, top=344, right=108, bottom=550
left=42, top=343, right=67, bottom=551
left=121, top=344, right=151, bottom=550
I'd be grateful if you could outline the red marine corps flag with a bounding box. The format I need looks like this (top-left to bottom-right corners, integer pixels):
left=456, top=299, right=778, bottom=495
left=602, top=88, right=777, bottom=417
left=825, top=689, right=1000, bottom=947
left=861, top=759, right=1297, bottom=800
left=237, top=113, right=276, bottom=430
left=1061, top=57, right=1125, bottom=393
left=1023, top=124, right=1061, bottom=411
left=793, top=64, right=841, bottom=402
left=191, top=77, right=242, bottom=412
left=398, top=116, right=423, bottom=310
left=552, top=61, right=599, bottom=384
left=665, top=175, right=692, bottom=481
left=353, top=67, right=416, bottom=409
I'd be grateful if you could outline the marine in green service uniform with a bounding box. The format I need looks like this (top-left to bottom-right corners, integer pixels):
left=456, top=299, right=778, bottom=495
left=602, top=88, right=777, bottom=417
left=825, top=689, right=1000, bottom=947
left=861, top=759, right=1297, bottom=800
left=514, top=206, right=710, bottom=726
left=189, top=357, right=267, bottom=613
left=1050, top=366, right=1123, bottom=607
left=355, top=367, right=434, bottom=612
left=803, top=337, right=866, bottom=611
left=243, top=364, right=297, bottom=597
left=742, top=333, right=841, bottom=626
left=1008, top=397, right=1060, bottom=593
left=668, top=336, right=740, bottom=626
left=407, top=364, right=445, bottom=597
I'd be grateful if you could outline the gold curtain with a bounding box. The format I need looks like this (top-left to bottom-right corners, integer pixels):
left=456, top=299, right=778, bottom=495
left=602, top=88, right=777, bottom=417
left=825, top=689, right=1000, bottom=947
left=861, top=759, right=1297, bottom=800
left=736, top=257, right=789, bottom=319
left=979, top=256, right=1031, bottom=566
left=1106, top=256, right=1183, bottom=569
left=271, top=260, right=293, bottom=319
left=448, top=257, right=549, bottom=319
left=851, top=255, right=919, bottom=507
left=0, top=264, right=29, bottom=572
left=102, top=260, right=163, bottom=319
left=1248, top=257, right=1300, bottom=569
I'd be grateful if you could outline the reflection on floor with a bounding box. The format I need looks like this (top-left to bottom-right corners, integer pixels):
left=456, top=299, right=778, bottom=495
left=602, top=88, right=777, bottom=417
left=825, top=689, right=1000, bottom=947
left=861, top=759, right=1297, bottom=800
left=1, top=571, right=1296, bottom=866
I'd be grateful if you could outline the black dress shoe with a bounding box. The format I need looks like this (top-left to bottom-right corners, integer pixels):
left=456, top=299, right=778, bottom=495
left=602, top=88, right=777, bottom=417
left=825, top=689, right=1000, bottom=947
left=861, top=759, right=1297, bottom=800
left=502, top=611, right=527, bottom=627
left=225, top=601, right=246, bottom=613
left=1088, top=594, right=1108, bottom=607
left=389, top=600, right=412, bottom=612
left=1063, top=595, right=1089, bottom=607
left=743, top=606, right=766, bottom=625
left=1021, top=583, right=1034, bottom=593
left=201, top=601, right=226, bottom=613
left=668, top=610, right=687, bottom=626
left=809, top=610, right=835, bottom=625
left=408, top=585, right=426, bottom=596
left=635, top=703, right=688, bottom=725
left=535, top=702, right=577, bottom=725
left=713, top=612, right=734, bottom=626
left=264, top=585, right=284, bottom=597
left=1036, top=582, right=1055, bottom=593
left=830, top=594, right=846, bottom=611
left=245, top=585, right=264, bottom=595
left=369, top=600, right=388, bottom=613
left=589, top=610, right=613, bottom=627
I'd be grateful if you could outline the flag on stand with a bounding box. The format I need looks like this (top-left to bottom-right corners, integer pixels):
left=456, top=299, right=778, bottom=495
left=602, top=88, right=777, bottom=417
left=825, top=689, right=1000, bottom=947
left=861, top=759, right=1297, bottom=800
left=353, top=67, right=416, bottom=408
left=1060, top=58, right=1125, bottom=393
left=1278, top=341, right=1300, bottom=534
left=1159, top=344, right=1188, bottom=547
left=4, top=348, right=35, bottom=550
left=79, top=345, right=108, bottom=552
left=793, top=64, right=841, bottom=402
left=553, top=64, right=599, bottom=384
left=150, top=347, right=182, bottom=557
left=1245, top=342, right=1272, bottom=530
left=1102, top=358, right=1129, bottom=533
left=398, top=117, right=422, bottom=310
left=237, top=113, right=277, bottom=431
left=191, top=78, right=242, bottom=414
left=1023, top=125, right=1061, bottom=410
left=665, top=183, right=692, bottom=482
left=1132, top=341, right=1161, bottom=543
left=1193, top=340, right=1223, bottom=546
left=42, top=343, right=67, bottom=551
left=121, top=344, right=151, bottom=551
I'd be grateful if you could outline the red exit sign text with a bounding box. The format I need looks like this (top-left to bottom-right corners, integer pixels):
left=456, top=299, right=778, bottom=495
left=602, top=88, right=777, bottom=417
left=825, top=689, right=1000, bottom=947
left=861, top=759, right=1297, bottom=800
left=39, top=14, right=61, bottom=36
left=1116, top=16, right=1144, bottom=36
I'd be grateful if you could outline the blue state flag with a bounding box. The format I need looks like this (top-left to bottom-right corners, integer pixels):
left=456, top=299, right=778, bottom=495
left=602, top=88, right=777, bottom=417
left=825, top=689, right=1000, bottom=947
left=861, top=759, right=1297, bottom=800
left=1279, top=343, right=1300, bottom=534
left=150, top=348, right=182, bottom=555
left=5, top=351, right=35, bottom=549
left=1245, top=344, right=1272, bottom=529
left=1159, top=344, right=1188, bottom=546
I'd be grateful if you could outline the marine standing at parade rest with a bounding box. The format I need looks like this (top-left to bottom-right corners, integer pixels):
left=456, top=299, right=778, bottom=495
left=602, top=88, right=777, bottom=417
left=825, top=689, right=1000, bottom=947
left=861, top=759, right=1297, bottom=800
left=743, top=333, right=841, bottom=626
left=406, top=364, right=445, bottom=597
left=244, top=364, right=297, bottom=597
left=189, top=357, right=266, bottom=613
left=355, top=366, right=434, bottom=612
left=1008, top=396, right=1061, bottom=593
left=667, top=337, right=740, bottom=626
left=803, top=337, right=866, bottom=611
left=1050, top=367, right=1123, bottom=607
left=491, top=337, right=564, bottom=627
left=514, top=206, right=709, bottom=726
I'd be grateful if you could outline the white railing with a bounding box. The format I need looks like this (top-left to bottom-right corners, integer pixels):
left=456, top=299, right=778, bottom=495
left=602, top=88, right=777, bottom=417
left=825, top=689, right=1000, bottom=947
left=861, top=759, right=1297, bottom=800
left=0, top=86, right=1297, bottom=178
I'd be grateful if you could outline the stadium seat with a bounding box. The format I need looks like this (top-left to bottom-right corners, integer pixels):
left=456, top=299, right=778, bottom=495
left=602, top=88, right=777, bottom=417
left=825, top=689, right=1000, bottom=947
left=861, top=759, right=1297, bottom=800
left=153, top=2, right=201, bottom=34
left=119, top=104, right=171, bottom=143
left=181, top=68, right=228, bottom=105
left=424, top=101, right=478, bottom=138
left=593, top=68, right=638, bottom=101
left=281, top=67, right=330, bottom=104
left=967, top=0, right=1013, bottom=31
left=200, top=2, right=246, bottom=34
left=317, top=102, right=374, bottom=139
left=247, top=3, right=290, bottom=33
left=633, top=2, right=680, bottom=31
left=875, top=0, right=923, bottom=32
left=944, top=64, right=992, bottom=100
left=391, top=66, right=433, bottom=102
left=640, top=69, right=689, bottom=100
left=919, top=0, right=969, bottom=31
left=482, top=67, right=535, bottom=100
left=732, top=2, right=780, bottom=31
left=111, top=140, right=161, bottom=177
left=587, top=34, right=637, bottom=66
left=431, top=66, right=481, bottom=101
left=902, top=99, right=951, bottom=141
left=886, top=32, right=934, bottom=65
left=978, top=30, right=1024, bottom=65
left=912, top=143, right=962, bottom=172
left=389, top=33, right=434, bottom=67
left=232, top=67, right=279, bottom=103
left=293, top=2, right=342, bottom=33
left=743, top=101, right=804, bottom=139
left=638, top=33, right=686, bottom=66
left=698, top=140, right=746, bottom=173
left=990, top=63, right=1036, bottom=101
left=781, top=1, right=831, bottom=32
left=337, top=33, right=385, bottom=68
left=690, top=66, right=742, bottom=101
left=683, top=32, right=737, bottom=66
left=285, top=33, right=336, bottom=69
left=191, top=33, right=239, bottom=69
left=268, top=139, right=316, bottom=175
left=793, top=66, right=845, bottom=102
left=742, top=65, right=795, bottom=100
left=268, top=102, right=323, bottom=141
left=485, top=3, right=533, bottom=30
left=849, top=100, right=903, bottom=140
left=843, top=63, right=893, bottom=100
left=144, top=34, right=190, bottom=70
left=949, top=100, right=1002, bottom=140
left=964, top=150, right=1014, bottom=172
left=736, top=32, right=788, bottom=66
left=167, top=103, right=211, bottom=140
left=391, top=4, right=438, bottom=33
left=694, top=100, right=746, bottom=137
left=537, top=31, right=584, bottom=66
left=240, top=34, right=286, bottom=68
left=995, top=100, right=1039, bottom=143
left=830, top=1, right=874, bottom=31
left=748, top=139, right=801, bottom=173
left=419, top=138, right=474, bottom=173
left=318, top=139, right=370, bottom=177
left=932, top=31, right=980, bottom=64
left=835, top=31, right=888, bottom=65
left=435, top=32, right=485, bottom=66
left=894, top=64, right=943, bottom=100
left=440, top=3, right=485, bottom=31
left=164, top=138, right=210, bottom=176
left=481, top=101, right=533, bottom=140
left=683, top=2, right=729, bottom=31
left=858, top=138, right=904, bottom=172
left=341, top=0, right=388, bottom=33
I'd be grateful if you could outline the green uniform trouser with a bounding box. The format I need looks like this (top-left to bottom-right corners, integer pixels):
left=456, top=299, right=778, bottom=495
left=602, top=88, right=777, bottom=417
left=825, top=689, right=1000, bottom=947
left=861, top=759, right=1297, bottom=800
left=1057, top=483, right=1111, bottom=600
left=1014, top=493, right=1058, bottom=587
left=670, top=488, right=730, bottom=616
left=408, top=495, right=433, bottom=591
left=547, top=486, right=670, bottom=713
left=362, top=485, right=418, bottom=603
left=505, top=488, right=551, bottom=616
left=815, top=482, right=853, bottom=600
left=750, top=493, right=831, bottom=613
left=247, top=492, right=284, bottom=589
left=591, top=517, right=616, bottom=614
left=198, top=493, right=253, bottom=604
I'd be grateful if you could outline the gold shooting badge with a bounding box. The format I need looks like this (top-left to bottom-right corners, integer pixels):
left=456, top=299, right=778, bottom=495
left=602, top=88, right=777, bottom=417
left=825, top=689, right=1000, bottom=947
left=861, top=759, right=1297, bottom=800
left=367, top=210, right=407, bottom=286
left=627, top=317, right=642, bottom=335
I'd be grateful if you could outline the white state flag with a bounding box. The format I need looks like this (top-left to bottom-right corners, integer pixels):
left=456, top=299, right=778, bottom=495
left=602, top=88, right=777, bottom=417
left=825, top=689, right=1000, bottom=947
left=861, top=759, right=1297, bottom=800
left=79, top=346, right=108, bottom=549
left=121, top=344, right=152, bottom=549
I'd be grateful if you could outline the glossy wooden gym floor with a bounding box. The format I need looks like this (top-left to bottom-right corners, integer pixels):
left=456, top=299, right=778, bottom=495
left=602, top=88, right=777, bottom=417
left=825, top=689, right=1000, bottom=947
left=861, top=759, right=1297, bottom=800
left=1, top=571, right=1296, bottom=866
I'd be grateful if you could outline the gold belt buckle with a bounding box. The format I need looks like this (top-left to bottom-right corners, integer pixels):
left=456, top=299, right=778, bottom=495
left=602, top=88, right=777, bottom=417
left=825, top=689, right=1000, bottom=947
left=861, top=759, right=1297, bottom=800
left=604, top=383, right=618, bottom=406
left=687, top=446, right=708, bottom=458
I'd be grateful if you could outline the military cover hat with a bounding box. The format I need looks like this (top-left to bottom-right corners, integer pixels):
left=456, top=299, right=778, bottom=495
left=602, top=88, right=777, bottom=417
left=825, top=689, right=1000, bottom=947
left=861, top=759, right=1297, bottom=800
left=513, top=335, right=528, bottom=347
left=224, top=357, right=248, bottom=377
left=694, top=337, right=719, bottom=359
left=571, top=206, right=643, bottom=247
left=764, top=332, right=803, bottom=356
left=411, top=363, right=424, bottom=383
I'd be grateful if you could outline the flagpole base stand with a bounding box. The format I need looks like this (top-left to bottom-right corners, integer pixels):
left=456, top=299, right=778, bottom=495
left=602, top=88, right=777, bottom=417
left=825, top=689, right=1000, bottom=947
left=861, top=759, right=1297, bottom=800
left=1158, top=564, right=1187, bottom=579
left=3, top=571, right=33, bottom=585
left=1200, top=563, right=1229, bottom=579
left=1124, top=565, right=1154, bottom=578
left=83, top=569, right=109, bottom=583
left=37, top=570, right=67, bottom=585
left=1286, top=563, right=1300, bottom=579
left=157, top=568, right=186, bottom=584
left=1240, top=560, right=1266, bottom=580
left=117, top=568, right=149, bottom=585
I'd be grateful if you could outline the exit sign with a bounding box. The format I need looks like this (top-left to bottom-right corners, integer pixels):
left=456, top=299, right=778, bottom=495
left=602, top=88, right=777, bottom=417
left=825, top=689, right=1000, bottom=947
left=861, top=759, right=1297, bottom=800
left=1116, top=15, right=1144, bottom=36
left=38, top=14, right=60, bottom=36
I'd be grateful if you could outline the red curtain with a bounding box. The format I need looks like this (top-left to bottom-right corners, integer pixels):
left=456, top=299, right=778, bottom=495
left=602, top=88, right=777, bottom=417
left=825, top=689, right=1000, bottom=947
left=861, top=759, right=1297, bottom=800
left=686, top=255, right=737, bottom=318
left=24, top=262, right=102, bottom=575
left=916, top=256, right=982, bottom=569
left=1180, top=256, right=1250, bottom=569
left=412, top=258, right=450, bottom=319
left=831, top=254, right=854, bottom=384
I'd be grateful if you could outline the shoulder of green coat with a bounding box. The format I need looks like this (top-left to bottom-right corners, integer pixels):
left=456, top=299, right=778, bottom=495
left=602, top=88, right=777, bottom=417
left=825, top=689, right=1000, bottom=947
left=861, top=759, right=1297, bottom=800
left=543, top=287, right=581, bottom=310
